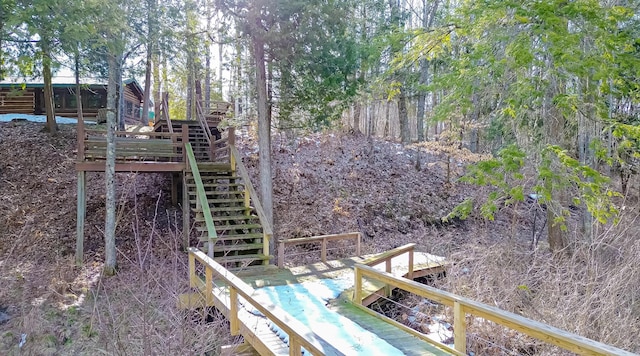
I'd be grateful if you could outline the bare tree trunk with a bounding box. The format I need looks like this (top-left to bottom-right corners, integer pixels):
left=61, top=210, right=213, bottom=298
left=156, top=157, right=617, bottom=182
left=353, top=103, right=361, bottom=133
left=219, top=39, right=224, bottom=96
left=152, top=51, right=161, bottom=120
left=186, top=52, right=194, bottom=121
left=254, top=34, right=274, bottom=258
left=416, top=1, right=439, bottom=142
left=42, top=38, right=57, bottom=133
left=204, top=5, right=212, bottom=111
left=398, top=90, right=410, bottom=144
left=141, top=0, right=156, bottom=125
left=104, top=54, right=119, bottom=275
left=142, top=49, right=152, bottom=124
left=117, top=55, right=125, bottom=130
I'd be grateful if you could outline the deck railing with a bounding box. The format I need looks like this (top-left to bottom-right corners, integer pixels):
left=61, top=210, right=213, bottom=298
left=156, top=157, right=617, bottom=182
left=185, top=143, right=218, bottom=257
left=229, top=145, right=273, bottom=264
left=352, top=263, right=634, bottom=356
left=80, top=129, right=184, bottom=162
left=195, top=100, right=213, bottom=147
left=188, top=248, right=336, bottom=355
left=277, top=232, right=362, bottom=268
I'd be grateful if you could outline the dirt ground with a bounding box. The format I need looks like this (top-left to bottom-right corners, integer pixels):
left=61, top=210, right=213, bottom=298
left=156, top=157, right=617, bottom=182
left=0, top=122, right=638, bottom=355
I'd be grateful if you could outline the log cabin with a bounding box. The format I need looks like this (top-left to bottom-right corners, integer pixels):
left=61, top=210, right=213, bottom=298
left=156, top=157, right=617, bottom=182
left=0, top=78, right=145, bottom=124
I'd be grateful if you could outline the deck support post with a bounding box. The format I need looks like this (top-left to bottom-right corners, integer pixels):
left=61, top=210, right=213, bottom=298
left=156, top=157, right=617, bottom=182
left=75, top=170, right=86, bottom=265
left=171, top=173, right=179, bottom=206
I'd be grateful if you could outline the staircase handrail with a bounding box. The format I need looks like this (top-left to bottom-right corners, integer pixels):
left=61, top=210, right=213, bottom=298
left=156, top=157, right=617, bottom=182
left=195, top=100, right=212, bottom=147
left=229, top=145, right=273, bottom=236
left=185, top=143, right=217, bottom=254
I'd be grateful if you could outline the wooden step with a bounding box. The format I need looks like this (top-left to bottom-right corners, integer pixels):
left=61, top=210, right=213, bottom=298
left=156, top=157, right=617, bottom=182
left=184, top=175, right=241, bottom=181
left=213, top=214, right=259, bottom=222
left=185, top=183, right=244, bottom=188
left=187, top=190, right=243, bottom=197
left=193, top=206, right=253, bottom=213
left=214, top=243, right=264, bottom=252
left=189, top=198, right=244, bottom=205
left=196, top=215, right=259, bottom=222
left=214, top=254, right=272, bottom=264
left=199, top=233, right=263, bottom=242
left=196, top=224, right=262, bottom=232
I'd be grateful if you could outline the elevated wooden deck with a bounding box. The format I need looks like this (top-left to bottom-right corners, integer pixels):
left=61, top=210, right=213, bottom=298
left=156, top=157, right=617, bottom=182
left=181, top=246, right=454, bottom=355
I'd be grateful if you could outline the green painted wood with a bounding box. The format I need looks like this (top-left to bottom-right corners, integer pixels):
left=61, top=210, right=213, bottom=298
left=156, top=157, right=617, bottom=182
left=184, top=143, right=218, bottom=244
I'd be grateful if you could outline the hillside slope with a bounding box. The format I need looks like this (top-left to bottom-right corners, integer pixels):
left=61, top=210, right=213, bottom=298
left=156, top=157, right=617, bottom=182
left=0, top=122, right=637, bottom=354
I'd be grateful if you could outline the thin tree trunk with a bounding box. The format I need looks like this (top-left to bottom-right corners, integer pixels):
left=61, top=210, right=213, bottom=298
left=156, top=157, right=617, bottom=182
left=205, top=5, right=212, bottom=112
left=142, top=47, right=152, bottom=124
left=142, top=0, right=156, bottom=125
left=398, top=90, right=410, bottom=144
left=104, top=54, right=119, bottom=275
left=117, top=55, right=125, bottom=130
left=75, top=51, right=84, bottom=126
left=42, top=38, right=57, bottom=133
left=254, top=35, right=274, bottom=254
left=353, top=103, right=361, bottom=133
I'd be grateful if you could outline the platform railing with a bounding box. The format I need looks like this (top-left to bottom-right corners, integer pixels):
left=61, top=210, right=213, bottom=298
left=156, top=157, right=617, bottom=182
left=277, top=232, right=362, bottom=268
left=80, top=129, right=184, bottom=162
left=352, top=263, right=634, bottom=356
left=188, top=248, right=336, bottom=355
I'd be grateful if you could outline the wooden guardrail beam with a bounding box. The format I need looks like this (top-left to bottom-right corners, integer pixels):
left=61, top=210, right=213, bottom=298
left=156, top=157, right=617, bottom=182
left=277, top=232, right=362, bottom=268
left=353, top=264, right=635, bottom=356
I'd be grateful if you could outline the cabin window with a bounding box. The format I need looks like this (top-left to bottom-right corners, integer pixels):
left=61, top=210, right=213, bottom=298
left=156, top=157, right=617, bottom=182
left=52, top=89, right=77, bottom=109
left=85, top=91, right=106, bottom=109
left=66, top=93, right=77, bottom=108
left=126, top=101, right=133, bottom=116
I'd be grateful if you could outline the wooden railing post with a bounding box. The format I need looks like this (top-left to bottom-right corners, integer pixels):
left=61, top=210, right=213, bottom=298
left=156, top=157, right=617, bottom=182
left=321, top=238, right=327, bottom=263
left=189, top=252, right=196, bottom=288
left=385, top=259, right=392, bottom=297
left=243, top=184, right=251, bottom=215
left=228, top=127, right=235, bottom=167
left=205, top=266, right=213, bottom=306
left=230, top=287, right=239, bottom=335
left=289, top=339, right=301, bottom=356
left=354, top=266, right=363, bottom=305
left=356, top=233, right=362, bottom=256
left=408, top=248, right=414, bottom=280
left=278, top=241, right=285, bottom=268
left=453, top=301, right=466, bottom=354
left=263, top=232, right=270, bottom=266
left=181, top=124, right=189, bottom=162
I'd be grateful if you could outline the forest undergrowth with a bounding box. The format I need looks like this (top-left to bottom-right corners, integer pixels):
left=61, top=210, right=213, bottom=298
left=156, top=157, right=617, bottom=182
left=0, top=122, right=638, bottom=354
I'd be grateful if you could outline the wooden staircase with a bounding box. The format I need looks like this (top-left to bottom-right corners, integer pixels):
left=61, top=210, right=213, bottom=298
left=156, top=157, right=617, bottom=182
left=155, top=120, right=211, bottom=161
left=184, top=152, right=271, bottom=270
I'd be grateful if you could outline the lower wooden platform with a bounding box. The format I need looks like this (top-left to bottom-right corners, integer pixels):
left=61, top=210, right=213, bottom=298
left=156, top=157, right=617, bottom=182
left=180, top=252, right=451, bottom=355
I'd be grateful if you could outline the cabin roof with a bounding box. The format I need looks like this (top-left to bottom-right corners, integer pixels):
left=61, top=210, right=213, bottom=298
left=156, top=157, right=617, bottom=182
left=0, top=77, right=144, bottom=100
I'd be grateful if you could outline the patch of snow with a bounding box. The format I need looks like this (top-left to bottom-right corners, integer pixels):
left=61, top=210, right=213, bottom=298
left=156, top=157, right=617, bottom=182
left=0, top=114, right=96, bottom=125
left=251, top=276, right=404, bottom=355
